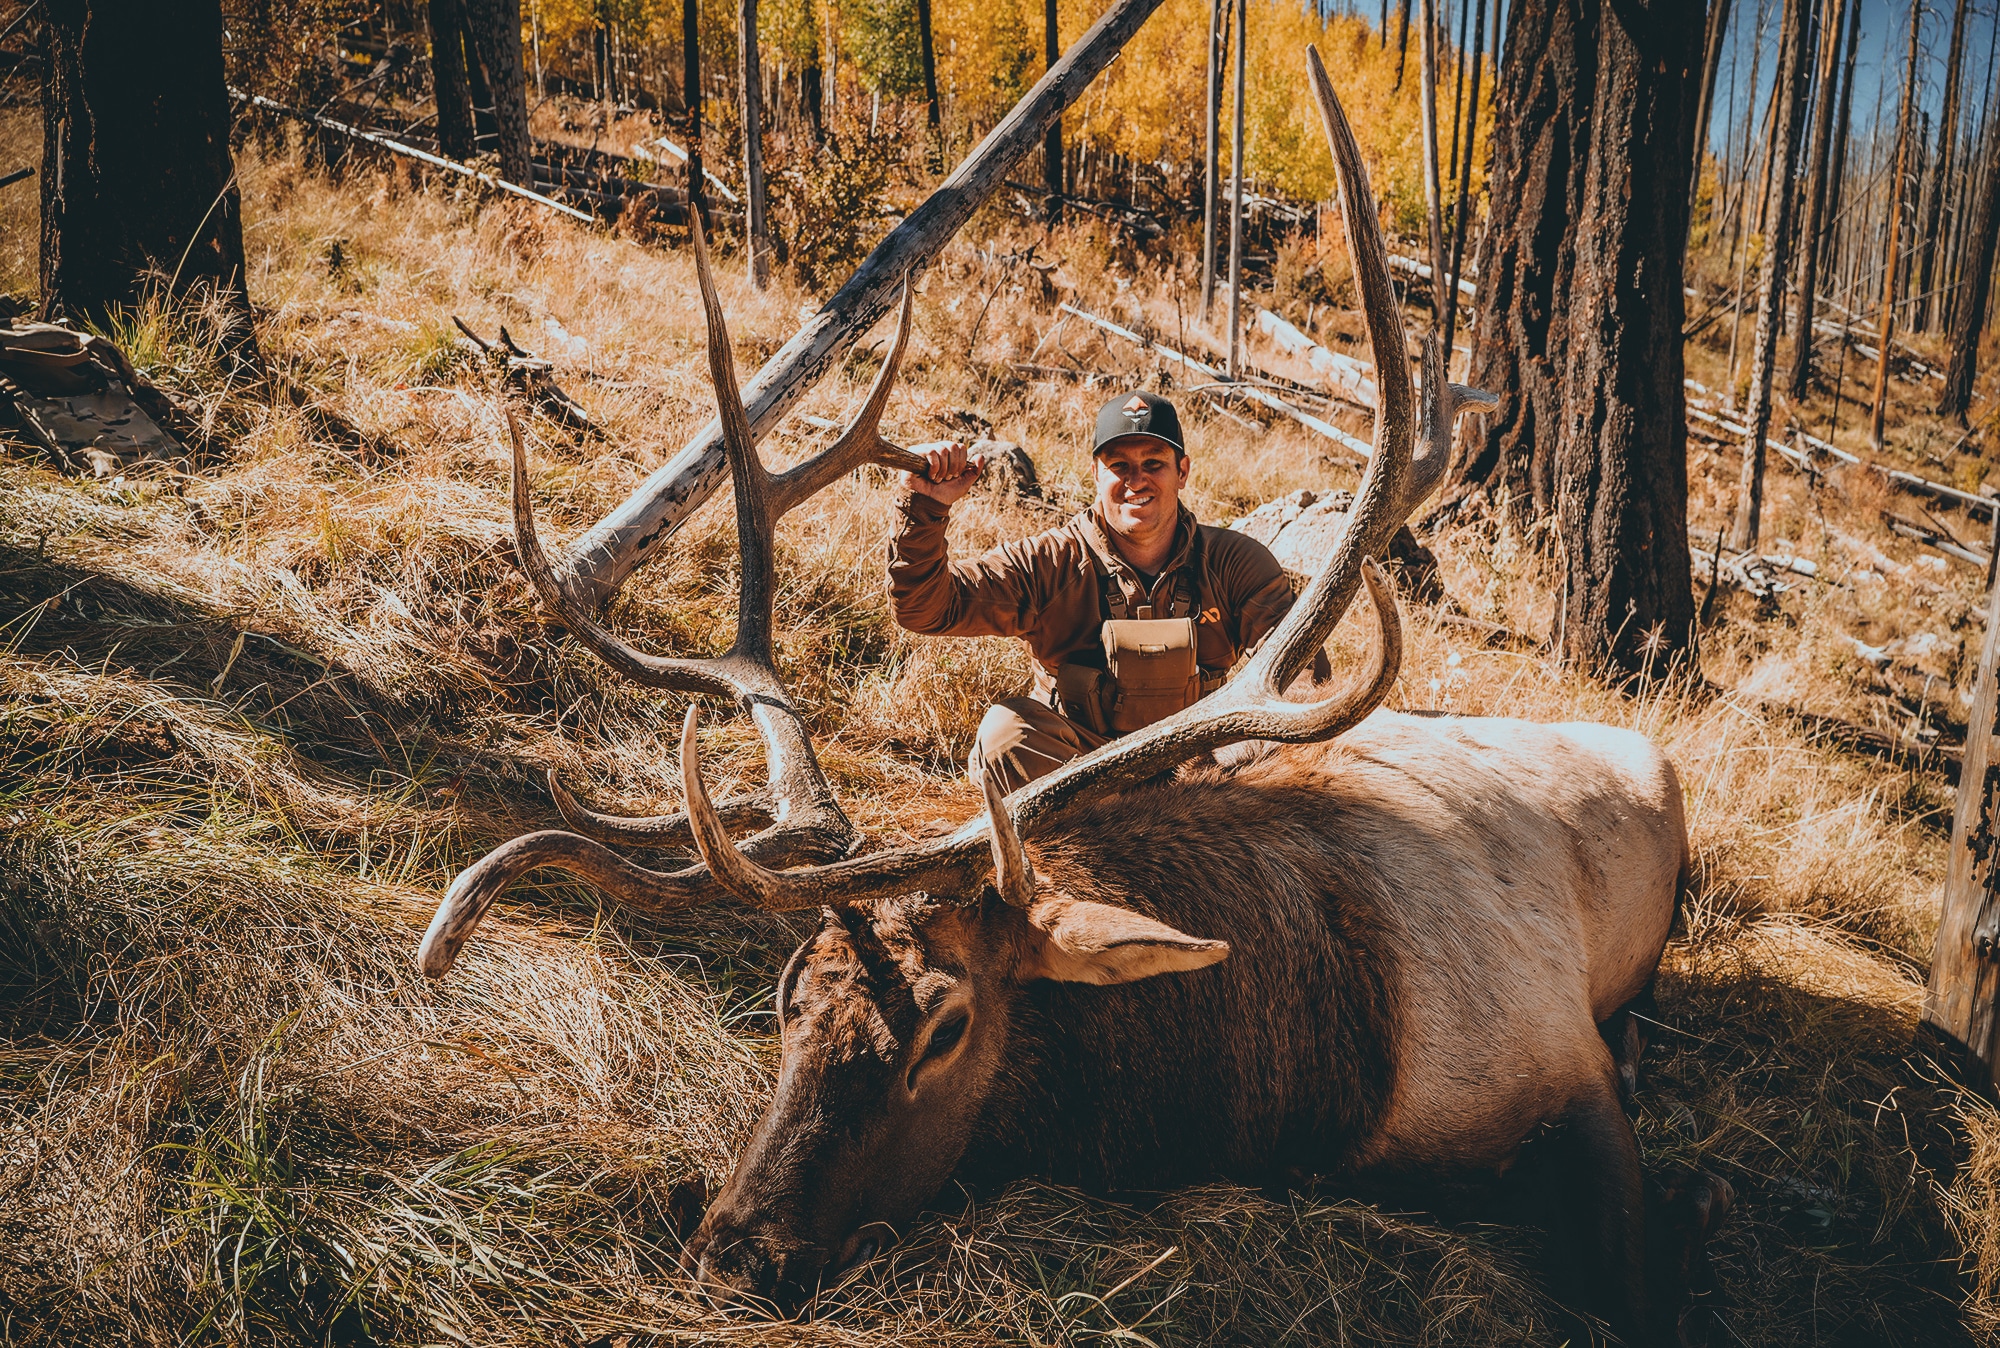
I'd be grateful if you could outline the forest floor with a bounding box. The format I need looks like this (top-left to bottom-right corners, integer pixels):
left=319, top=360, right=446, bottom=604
left=6, top=107, right=2000, bottom=1346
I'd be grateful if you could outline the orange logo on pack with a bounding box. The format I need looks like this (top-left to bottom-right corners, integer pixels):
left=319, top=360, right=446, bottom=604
left=1200, top=607, right=1222, bottom=624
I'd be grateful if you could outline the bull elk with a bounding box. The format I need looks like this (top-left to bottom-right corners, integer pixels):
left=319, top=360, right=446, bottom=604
left=419, top=52, right=1727, bottom=1342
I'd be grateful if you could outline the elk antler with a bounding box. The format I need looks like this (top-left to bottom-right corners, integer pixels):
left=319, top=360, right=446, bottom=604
left=421, top=216, right=925, bottom=977
left=667, top=48, right=1488, bottom=908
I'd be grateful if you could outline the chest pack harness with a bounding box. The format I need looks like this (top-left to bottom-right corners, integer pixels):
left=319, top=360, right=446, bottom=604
left=1054, top=526, right=1229, bottom=736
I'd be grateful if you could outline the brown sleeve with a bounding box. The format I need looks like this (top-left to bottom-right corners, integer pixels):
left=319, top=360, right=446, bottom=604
left=886, top=489, right=1050, bottom=638
left=1222, top=534, right=1335, bottom=683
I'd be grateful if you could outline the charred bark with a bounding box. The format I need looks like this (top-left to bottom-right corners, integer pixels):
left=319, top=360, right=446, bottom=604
left=1787, top=0, right=1849, bottom=401
left=1043, top=0, right=1063, bottom=214
left=1439, top=0, right=1595, bottom=521
left=461, top=0, right=532, bottom=187
left=916, top=0, right=941, bottom=167
left=427, top=0, right=474, bottom=160
left=1729, top=0, right=1813, bottom=551
left=37, top=0, right=255, bottom=355
left=683, top=0, right=703, bottom=212
left=1942, top=110, right=2000, bottom=425
left=740, top=0, right=769, bottom=286
left=1916, top=0, right=1971, bottom=332
left=1555, top=0, right=1703, bottom=678
left=1870, top=3, right=1923, bottom=451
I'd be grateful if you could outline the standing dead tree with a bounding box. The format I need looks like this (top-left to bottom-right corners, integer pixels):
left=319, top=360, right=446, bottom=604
left=1942, top=105, right=2000, bottom=425
left=39, top=0, right=256, bottom=357
left=1729, top=0, right=1813, bottom=552
left=1787, top=0, right=1849, bottom=402
left=1555, top=0, right=1705, bottom=676
left=740, top=0, right=769, bottom=287
left=460, top=0, right=533, bottom=187
left=1916, top=0, right=1972, bottom=333
left=427, top=0, right=475, bottom=161
left=1869, top=1, right=1924, bottom=452
left=1440, top=0, right=1595, bottom=521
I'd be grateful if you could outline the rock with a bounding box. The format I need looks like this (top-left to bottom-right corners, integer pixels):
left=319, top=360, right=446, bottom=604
left=1231, top=487, right=1441, bottom=606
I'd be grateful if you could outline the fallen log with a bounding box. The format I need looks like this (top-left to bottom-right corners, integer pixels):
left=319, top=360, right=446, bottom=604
left=229, top=88, right=596, bottom=224
left=1256, top=307, right=1378, bottom=410
left=1686, top=401, right=1997, bottom=519
left=559, top=0, right=1186, bottom=606
left=1881, top=511, right=1990, bottom=570
left=1061, top=302, right=1376, bottom=461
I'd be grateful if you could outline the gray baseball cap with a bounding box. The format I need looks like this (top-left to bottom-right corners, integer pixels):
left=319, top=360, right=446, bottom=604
left=1092, top=391, right=1186, bottom=457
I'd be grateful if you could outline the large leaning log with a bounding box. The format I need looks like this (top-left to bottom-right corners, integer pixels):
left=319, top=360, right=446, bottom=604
left=558, top=0, right=1175, bottom=606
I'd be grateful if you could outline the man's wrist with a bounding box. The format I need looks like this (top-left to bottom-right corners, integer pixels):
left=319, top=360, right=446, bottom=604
left=896, top=486, right=954, bottom=520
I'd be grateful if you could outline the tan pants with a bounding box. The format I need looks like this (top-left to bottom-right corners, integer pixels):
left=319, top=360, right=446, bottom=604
left=968, top=697, right=1111, bottom=794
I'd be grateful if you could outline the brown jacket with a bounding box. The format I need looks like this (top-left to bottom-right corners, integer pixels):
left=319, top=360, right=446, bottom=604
left=887, top=490, right=1301, bottom=707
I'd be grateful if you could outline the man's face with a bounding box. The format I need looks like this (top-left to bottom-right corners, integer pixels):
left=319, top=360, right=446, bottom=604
left=1093, top=437, right=1189, bottom=540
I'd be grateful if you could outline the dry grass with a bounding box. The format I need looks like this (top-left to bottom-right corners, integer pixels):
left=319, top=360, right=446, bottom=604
left=2, top=119, right=1998, bottom=1345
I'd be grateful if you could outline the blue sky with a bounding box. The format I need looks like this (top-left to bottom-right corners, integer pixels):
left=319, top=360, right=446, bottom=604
left=1705, top=0, right=1998, bottom=160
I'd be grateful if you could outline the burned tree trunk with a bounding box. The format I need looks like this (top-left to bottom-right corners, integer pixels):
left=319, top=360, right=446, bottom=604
left=1787, top=0, right=1849, bottom=401
left=740, top=0, right=769, bottom=286
left=428, top=0, right=475, bottom=160
left=1043, top=0, right=1063, bottom=214
left=1729, top=0, right=1813, bottom=552
left=1439, top=0, right=1595, bottom=521
left=916, top=0, right=941, bottom=167
left=1555, top=0, right=1704, bottom=677
left=1916, top=0, right=1971, bottom=333
left=1942, top=110, right=2000, bottom=425
left=1870, top=3, right=1923, bottom=451
left=38, top=0, right=255, bottom=353
left=684, top=0, right=703, bottom=212
left=462, top=0, right=533, bottom=187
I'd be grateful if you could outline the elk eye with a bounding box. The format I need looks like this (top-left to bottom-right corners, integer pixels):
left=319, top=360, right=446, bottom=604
left=921, top=1013, right=968, bottom=1063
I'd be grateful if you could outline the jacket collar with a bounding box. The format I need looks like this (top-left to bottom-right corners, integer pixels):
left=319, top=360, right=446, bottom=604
left=1072, top=502, right=1192, bottom=580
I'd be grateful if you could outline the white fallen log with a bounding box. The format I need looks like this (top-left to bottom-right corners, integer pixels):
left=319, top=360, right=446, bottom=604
left=1060, top=303, right=1375, bottom=462
left=1386, top=252, right=1477, bottom=298
left=1255, top=308, right=1379, bottom=411
left=229, top=88, right=595, bottom=224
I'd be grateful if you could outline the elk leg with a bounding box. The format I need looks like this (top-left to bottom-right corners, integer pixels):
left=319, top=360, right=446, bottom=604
left=1600, top=980, right=1656, bottom=1116
left=1545, top=1069, right=1649, bottom=1340
left=1647, top=1171, right=1736, bottom=1346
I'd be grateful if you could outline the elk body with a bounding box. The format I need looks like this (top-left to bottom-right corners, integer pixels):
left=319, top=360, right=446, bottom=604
left=684, top=714, right=1687, bottom=1322
left=419, top=50, right=1722, bottom=1343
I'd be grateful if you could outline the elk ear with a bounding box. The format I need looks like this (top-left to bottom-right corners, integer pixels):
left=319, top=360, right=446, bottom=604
left=1016, top=895, right=1230, bottom=986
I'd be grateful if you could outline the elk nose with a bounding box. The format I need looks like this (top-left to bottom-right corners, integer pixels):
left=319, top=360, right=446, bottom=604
left=689, top=1226, right=826, bottom=1309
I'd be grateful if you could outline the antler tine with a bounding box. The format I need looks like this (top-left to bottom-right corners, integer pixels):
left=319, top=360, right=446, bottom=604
left=547, top=767, right=775, bottom=848
left=983, top=771, right=1038, bottom=907
left=506, top=408, right=739, bottom=697
left=682, top=707, right=992, bottom=906
left=689, top=210, right=784, bottom=669
left=770, top=275, right=930, bottom=515
left=419, top=829, right=717, bottom=977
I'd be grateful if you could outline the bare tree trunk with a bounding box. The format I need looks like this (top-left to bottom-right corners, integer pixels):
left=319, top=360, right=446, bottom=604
left=1688, top=0, right=1732, bottom=202
left=1942, top=109, right=2000, bottom=424
left=683, top=0, right=703, bottom=213
left=1394, top=0, right=1411, bottom=91
left=740, top=0, right=769, bottom=286
left=1818, top=0, right=1860, bottom=284
left=1557, top=0, right=1704, bottom=678
left=1439, top=0, right=1594, bottom=520
left=1200, top=0, right=1223, bottom=322
left=1870, top=3, right=1923, bottom=452
left=1787, top=0, right=1848, bottom=400
left=1729, top=0, right=1813, bottom=551
left=1418, top=0, right=1450, bottom=326
left=1043, top=0, right=1063, bottom=215
left=1226, top=0, right=1245, bottom=376
left=38, top=0, right=256, bottom=356
left=1443, top=0, right=1490, bottom=357
left=1946, top=14, right=1999, bottom=332
left=428, top=0, right=475, bottom=160
left=1917, top=0, right=1971, bottom=332
left=916, top=0, right=941, bottom=168
left=462, top=0, right=533, bottom=187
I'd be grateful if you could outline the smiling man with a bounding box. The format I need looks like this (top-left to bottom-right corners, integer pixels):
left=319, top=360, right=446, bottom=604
left=888, top=391, right=1308, bottom=792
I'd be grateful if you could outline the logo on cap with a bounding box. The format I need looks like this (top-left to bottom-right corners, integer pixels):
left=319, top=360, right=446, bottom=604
left=1122, top=394, right=1149, bottom=424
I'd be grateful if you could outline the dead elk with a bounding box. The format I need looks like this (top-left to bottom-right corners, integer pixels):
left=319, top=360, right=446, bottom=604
left=418, top=52, right=1727, bottom=1343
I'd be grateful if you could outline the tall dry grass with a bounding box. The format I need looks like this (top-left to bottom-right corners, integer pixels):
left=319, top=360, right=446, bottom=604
left=0, top=126, right=1994, bottom=1346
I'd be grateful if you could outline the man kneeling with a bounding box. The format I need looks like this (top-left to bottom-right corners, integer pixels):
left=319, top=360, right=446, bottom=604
left=887, top=392, right=1310, bottom=792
